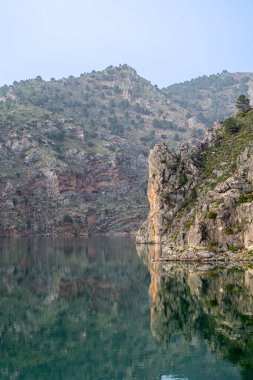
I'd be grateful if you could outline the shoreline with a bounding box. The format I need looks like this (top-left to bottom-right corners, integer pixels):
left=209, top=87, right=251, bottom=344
left=0, top=231, right=137, bottom=239
left=136, top=243, right=253, bottom=263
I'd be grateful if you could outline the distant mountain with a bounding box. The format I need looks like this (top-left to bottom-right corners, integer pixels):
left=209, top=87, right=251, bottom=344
left=1, top=65, right=191, bottom=149
left=0, top=65, right=191, bottom=236
left=163, top=70, right=253, bottom=127
left=0, top=65, right=252, bottom=236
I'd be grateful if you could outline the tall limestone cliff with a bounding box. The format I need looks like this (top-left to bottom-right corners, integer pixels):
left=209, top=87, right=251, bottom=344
left=136, top=110, right=253, bottom=258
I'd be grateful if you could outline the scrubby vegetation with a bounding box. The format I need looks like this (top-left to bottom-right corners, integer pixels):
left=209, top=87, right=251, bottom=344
left=0, top=66, right=253, bottom=235
left=200, top=110, right=253, bottom=186
left=0, top=65, right=191, bottom=152
left=163, top=71, right=253, bottom=127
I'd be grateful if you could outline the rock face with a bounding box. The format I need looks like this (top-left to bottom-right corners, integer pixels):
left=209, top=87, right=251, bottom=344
left=0, top=140, right=148, bottom=236
left=1, top=67, right=253, bottom=236
left=0, top=65, right=198, bottom=236
left=136, top=141, right=202, bottom=244
left=136, top=110, right=253, bottom=256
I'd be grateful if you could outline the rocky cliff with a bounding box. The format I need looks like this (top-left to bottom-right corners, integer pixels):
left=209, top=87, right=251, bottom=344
left=1, top=66, right=253, bottom=236
left=136, top=110, right=253, bottom=258
left=0, top=65, right=187, bottom=236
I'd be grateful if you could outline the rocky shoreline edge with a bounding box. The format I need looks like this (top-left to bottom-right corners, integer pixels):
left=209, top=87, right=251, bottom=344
left=153, top=248, right=253, bottom=263
left=136, top=243, right=253, bottom=264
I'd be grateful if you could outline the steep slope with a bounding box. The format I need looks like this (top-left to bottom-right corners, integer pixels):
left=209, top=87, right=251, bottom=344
left=136, top=109, right=253, bottom=258
left=163, top=71, right=253, bottom=128
left=1, top=65, right=190, bottom=149
left=0, top=65, right=192, bottom=236
left=1, top=66, right=253, bottom=236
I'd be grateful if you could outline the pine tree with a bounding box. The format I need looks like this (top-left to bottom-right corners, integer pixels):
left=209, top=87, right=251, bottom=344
left=236, top=95, right=251, bottom=113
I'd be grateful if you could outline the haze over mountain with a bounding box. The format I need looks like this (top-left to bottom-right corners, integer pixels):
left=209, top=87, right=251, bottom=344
left=1, top=1, right=253, bottom=87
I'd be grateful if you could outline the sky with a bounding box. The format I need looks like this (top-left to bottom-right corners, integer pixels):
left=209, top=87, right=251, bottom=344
left=1, top=0, right=253, bottom=88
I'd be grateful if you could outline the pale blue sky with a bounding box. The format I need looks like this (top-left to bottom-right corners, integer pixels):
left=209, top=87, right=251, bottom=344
left=1, top=0, right=253, bottom=87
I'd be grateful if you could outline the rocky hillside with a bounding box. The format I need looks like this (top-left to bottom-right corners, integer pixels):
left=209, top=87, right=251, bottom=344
left=136, top=109, right=253, bottom=258
left=1, top=65, right=253, bottom=236
left=163, top=71, right=253, bottom=128
left=0, top=65, right=193, bottom=236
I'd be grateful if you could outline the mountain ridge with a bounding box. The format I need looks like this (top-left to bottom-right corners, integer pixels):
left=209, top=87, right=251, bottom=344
left=0, top=65, right=253, bottom=236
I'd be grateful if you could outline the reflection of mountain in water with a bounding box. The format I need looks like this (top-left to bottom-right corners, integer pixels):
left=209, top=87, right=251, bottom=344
left=0, top=237, right=141, bottom=303
left=0, top=237, right=154, bottom=379
left=136, top=244, right=253, bottom=379
left=0, top=237, right=250, bottom=379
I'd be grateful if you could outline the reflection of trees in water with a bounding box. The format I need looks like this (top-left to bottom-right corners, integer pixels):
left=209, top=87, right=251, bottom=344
left=1, top=238, right=252, bottom=379
left=0, top=237, right=164, bottom=379
left=0, top=236, right=140, bottom=301
left=136, top=244, right=253, bottom=379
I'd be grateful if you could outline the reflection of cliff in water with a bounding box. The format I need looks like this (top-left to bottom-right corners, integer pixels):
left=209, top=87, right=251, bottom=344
left=0, top=237, right=142, bottom=303
left=137, top=244, right=253, bottom=379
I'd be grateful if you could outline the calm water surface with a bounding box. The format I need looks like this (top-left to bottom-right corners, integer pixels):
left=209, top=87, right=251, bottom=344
left=0, top=236, right=252, bottom=379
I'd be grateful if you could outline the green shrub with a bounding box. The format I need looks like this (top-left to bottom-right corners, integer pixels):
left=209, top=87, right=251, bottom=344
left=206, top=211, right=217, bottom=219
left=229, top=245, right=243, bottom=253
left=226, top=284, right=236, bottom=293
left=63, top=214, right=73, bottom=223
left=162, top=190, right=170, bottom=203
left=153, top=119, right=175, bottom=129
left=224, top=226, right=234, bottom=235
left=236, top=94, right=251, bottom=113
left=223, top=117, right=240, bottom=134
left=46, top=130, right=65, bottom=141
left=238, top=193, right=253, bottom=204
left=209, top=299, right=218, bottom=306
left=248, top=193, right=253, bottom=201
left=189, top=188, right=197, bottom=202
left=184, top=220, right=193, bottom=230
left=179, top=172, right=188, bottom=187
left=113, top=85, right=121, bottom=94
left=171, top=234, right=178, bottom=242
left=238, top=194, right=248, bottom=204
left=207, top=241, right=218, bottom=250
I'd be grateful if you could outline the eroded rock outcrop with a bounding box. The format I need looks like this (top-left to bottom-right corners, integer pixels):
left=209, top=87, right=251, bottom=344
left=0, top=145, right=148, bottom=236
left=137, top=112, right=253, bottom=258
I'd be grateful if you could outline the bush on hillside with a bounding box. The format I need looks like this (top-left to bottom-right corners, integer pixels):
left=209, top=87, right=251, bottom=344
left=223, top=117, right=241, bottom=134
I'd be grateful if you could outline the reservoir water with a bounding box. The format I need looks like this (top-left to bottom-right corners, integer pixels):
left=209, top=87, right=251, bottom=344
left=0, top=236, right=252, bottom=379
